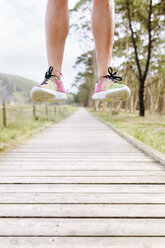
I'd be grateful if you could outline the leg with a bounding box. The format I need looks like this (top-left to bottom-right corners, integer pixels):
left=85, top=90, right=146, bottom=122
left=92, top=0, right=115, bottom=79
left=92, top=0, right=130, bottom=102
left=45, top=0, right=69, bottom=78
left=30, top=0, right=68, bottom=102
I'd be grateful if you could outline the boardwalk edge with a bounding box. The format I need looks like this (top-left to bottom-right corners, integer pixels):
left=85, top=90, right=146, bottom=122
left=0, top=122, right=53, bottom=152
left=92, top=113, right=165, bottom=166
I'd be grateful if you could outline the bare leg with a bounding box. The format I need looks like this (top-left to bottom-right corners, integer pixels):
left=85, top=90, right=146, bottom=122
left=92, top=0, right=115, bottom=79
left=45, top=0, right=69, bottom=78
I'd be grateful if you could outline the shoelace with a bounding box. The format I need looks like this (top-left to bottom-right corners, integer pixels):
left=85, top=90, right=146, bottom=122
left=101, top=67, right=122, bottom=83
left=41, top=66, right=63, bottom=85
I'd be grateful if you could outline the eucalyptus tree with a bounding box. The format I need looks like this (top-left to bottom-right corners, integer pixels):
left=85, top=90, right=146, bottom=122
left=73, top=50, right=96, bottom=107
left=71, top=0, right=164, bottom=114
left=115, top=0, right=164, bottom=116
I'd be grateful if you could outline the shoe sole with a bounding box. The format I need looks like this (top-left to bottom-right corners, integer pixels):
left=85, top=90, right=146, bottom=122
left=30, top=86, right=67, bottom=103
left=92, top=86, right=130, bottom=102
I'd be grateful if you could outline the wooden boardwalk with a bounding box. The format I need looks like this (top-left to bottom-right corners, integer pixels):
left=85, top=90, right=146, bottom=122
left=0, top=108, right=165, bottom=247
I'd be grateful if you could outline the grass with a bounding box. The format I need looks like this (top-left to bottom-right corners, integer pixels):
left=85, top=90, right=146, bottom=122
left=89, top=108, right=165, bottom=154
left=0, top=105, right=77, bottom=152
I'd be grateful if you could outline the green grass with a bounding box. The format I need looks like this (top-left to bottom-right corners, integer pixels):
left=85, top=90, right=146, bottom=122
left=89, top=109, right=165, bottom=154
left=0, top=105, right=77, bottom=152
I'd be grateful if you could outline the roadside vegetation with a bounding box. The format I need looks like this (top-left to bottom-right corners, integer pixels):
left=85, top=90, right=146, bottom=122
left=0, top=105, right=77, bottom=152
left=90, top=108, right=165, bottom=154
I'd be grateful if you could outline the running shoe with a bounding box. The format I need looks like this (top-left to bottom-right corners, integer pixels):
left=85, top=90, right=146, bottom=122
left=92, top=67, right=130, bottom=102
left=30, top=66, right=67, bottom=103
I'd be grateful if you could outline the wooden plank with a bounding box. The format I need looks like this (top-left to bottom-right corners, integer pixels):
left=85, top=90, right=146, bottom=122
left=0, top=176, right=165, bottom=183
left=3, top=152, right=147, bottom=157
left=0, top=204, right=165, bottom=217
left=0, top=156, right=153, bottom=164
left=0, top=164, right=162, bottom=171
left=0, top=218, right=165, bottom=236
left=1, top=184, right=165, bottom=193
left=2, top=156, right=150, bottom=161
left=0, top=170, right=164, bottom=176
left=0, top=237, right=165, bottom=248
left=0, top=160, right=157, bottom=165
left=11, top=148, right=143, bottom=152
left=9, top=149, right=144, bottom=153
left=0, top=108, right=164, bottom=244
left=0, top=193, right=165, bottom=203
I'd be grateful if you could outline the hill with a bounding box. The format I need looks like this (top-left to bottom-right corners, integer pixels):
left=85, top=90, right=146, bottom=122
left=0, top=73, right=36, bottom=104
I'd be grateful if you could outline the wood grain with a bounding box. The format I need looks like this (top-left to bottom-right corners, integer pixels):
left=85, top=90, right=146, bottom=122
left=0, top=108, right=164, bottom=246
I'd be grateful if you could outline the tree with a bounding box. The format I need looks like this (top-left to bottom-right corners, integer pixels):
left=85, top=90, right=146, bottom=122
left=71, top=0, right=165, bottom=114
left=72, top=50, right=96, bottom=107
left=115, top=0, right=164, bottom=116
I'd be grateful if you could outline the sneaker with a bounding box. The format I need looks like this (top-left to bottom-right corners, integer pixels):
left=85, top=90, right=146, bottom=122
left=92, top=67, right=130, bottom=102
left=30, top=66, right=67, bottom=103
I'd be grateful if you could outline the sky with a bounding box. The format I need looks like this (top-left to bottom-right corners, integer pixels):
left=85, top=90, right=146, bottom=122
left=0, top=0, right=82, bottom=91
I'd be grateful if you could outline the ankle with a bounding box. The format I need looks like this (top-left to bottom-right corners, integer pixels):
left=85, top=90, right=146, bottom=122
left=52, top=69, right=63, bottom=79
left=98, top=69, right=108, bottom=79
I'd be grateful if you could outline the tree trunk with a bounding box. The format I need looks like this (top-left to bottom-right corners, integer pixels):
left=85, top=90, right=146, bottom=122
left=139, top=80, right=145, bottom=116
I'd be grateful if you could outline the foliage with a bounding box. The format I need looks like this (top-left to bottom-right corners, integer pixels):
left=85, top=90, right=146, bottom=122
left=71, top=0, right=165, bottom=115
left=115, top=0, right=165, bottom=116
left=73, top=50, right=96, bottom=107
left=70, top=0, right=93, bottom=52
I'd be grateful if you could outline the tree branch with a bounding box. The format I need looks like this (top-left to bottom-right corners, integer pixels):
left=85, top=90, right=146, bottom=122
left=126, top=1, right=142, bottom=80
left=129, top=65, right=139, bottom=80
left=143, top=0, right=153, bottom=82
